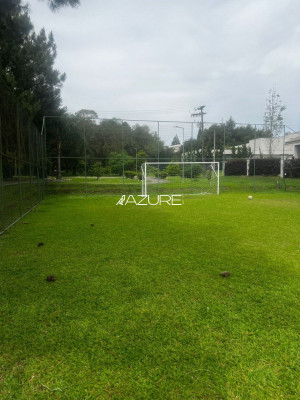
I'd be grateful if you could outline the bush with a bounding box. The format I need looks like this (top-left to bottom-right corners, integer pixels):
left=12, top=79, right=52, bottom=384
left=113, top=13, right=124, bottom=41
left=285, top=159, right=300, bottom=178
left=137, top=172, right=143, bottom=180
left=90, top=162, right=104, bottom=180
left=224, top=159, right=247, bottom=175
left=183, top=165, right=201, bottom=178
left=249, top=159, right=280, bottom=176
left=166, top=164, right=181, bottom=176
left=103, top=166, right=111, bottom=175
left=124, top=170, right=136, bottom=179
left=147, top=166, right=159, bottom=177
left=155, top=170, right=168, bottom=179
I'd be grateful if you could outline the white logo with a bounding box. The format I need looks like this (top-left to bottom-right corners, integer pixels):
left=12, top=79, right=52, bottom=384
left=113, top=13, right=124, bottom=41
left=116, top=195, right=126, bottom=205
left=116, top=194, right=183, bottom=206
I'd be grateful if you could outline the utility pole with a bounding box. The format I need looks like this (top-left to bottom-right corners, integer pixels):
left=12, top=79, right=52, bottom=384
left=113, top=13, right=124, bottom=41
left=191, top=105, right=206, bottom=161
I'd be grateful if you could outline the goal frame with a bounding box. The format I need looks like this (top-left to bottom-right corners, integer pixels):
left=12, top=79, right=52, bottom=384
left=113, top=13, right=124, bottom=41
left=141, top=161, right=220, bottom=196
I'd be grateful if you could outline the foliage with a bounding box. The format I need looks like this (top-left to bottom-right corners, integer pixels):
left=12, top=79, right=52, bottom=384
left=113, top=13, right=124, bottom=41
left=124, top=170, right=136, bottom=179
left=171, top=134, right=180, bottom=145
left=231, top=144, right=252, bottom=158
left=46, top=0, right=80, bottom=11
left=285, top=159, right=300, bottom=178
left=264, top=87, right=286, bottom=156
left=155, top=170, right=168, bottom=179
left=225, top=158, right=281, bottom=176
left=183, top=165, right=201, bottom=178
left=224, top=159, right=247, bottom=175
left=137, top=171, right=143, bottom=180
left=90, top=162, right=104, bottom=180
left=0, top=0, right=66, bottom=123
left=190, top=118, right=267, bottom=161
left=75, top=109, right=98, bottom=119
left=249, top=159, right=280, bottom=176
left=108, top=152, right=134, bottom=175
left=166, top=163, right=181, bottom=176
left=136, top=150, right=148, bottom=171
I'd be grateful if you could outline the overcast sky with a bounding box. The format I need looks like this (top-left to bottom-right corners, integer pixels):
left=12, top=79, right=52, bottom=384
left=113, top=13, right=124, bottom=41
left=29, top=0, right=300, bottom=129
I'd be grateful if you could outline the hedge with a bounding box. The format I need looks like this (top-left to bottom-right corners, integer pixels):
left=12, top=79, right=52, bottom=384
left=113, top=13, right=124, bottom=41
left=249, top=159, right=280, bottom=176
left=224, top=159, right=247, bottom=175
left=124, top=171, right=136, bottom=179
left=285, top=159, right=300, bottom=178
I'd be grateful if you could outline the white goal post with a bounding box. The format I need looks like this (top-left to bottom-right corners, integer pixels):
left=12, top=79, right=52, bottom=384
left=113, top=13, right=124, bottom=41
left=141, top=162, right=219, bottom=196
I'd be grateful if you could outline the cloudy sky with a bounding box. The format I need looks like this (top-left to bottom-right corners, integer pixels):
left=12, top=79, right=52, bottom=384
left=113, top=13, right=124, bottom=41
left=29, top=0, right=300, bottom=128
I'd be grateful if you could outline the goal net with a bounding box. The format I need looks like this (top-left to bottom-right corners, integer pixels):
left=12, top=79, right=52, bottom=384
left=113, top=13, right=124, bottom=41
left=141, top=162, right=219, bottom=196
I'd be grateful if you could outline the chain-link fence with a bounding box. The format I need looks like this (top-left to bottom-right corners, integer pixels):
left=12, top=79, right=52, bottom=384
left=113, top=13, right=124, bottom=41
left=1, top=110, right=299, bottom=232
left=0, top=78, right=46, bottom=234
left=43, top=117, right=300, bottom=196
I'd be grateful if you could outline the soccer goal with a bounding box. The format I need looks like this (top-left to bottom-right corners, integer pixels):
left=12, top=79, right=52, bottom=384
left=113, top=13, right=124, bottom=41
left=141, top=162, right=219, bottom=196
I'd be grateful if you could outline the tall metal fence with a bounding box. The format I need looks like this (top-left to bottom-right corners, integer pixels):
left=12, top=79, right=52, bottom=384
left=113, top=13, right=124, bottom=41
left=43, top=116, right=300, bottom=196
left=0, top=79, right=46, bottom=234
left=1, top=109, right=299, bottom=232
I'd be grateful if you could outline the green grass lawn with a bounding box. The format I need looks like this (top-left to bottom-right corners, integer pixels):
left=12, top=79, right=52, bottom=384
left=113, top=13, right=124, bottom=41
left=45, top=175, right=300, bottom=196
left=1, top=192, right=300, bottom=399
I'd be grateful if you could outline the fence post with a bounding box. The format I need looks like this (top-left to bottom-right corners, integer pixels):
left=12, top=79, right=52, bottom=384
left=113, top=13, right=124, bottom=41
left=122, top=120, right=125, bottom=192
left=280, top=158, right=284, bottom=178
left=28, top=120, right=33, bottom=207
left=42, top=116, right=47, bottom=196
left=222, top=123, right=226, bottom=192
left=16, top=102, right=22, bottom=215
left=253, top=125, right=256, bottom=192
left=191, top=123, right=193, bottom=194
left=282, top=125, right=286, bottom=190
left=157, top=121, right=160, bottom=194
left=83, top=122, right=87, bottom=196
left=36, top=127, right=41, bottom=201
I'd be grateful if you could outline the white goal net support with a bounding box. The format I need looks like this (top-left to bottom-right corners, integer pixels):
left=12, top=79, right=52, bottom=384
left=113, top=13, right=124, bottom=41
left=141, top=162, right=219, bottom=196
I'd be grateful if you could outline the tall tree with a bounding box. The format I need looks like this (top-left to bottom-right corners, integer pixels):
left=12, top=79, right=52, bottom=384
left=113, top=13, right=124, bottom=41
left=0, top=1, right=66, bottom=123
left=75, top=109, right=98, bottom=120
left=171, top=134, right=180, bottom=145
left=264, top=87, right=286, bottom=156
left=46, top=0, right=80, bottom=11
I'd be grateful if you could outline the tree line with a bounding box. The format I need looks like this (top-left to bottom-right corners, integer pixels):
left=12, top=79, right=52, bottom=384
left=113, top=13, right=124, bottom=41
left=0, top=1, right=286, bottom=180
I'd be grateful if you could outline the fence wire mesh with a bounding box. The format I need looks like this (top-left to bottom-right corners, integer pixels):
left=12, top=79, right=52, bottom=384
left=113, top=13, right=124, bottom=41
left=43, top=117, right=300, bottom=196
left=0, top=79, right=46, bottom=234
left=1, top=108, right=300, bottom=231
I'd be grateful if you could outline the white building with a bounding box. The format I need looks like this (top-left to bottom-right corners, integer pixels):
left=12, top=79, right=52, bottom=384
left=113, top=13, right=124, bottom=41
left=247, top=133, right=300, bottom=159
left=167, top=144, right=181, bottom=153
left=285, top=133, right=300, bottom=158
left=168, top=133, right=300, bottom=159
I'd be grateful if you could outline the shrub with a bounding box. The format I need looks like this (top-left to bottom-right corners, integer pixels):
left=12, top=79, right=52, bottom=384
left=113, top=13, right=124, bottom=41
left=249, top=159, right=280, bottom=176
left=183, top=165, right=201, bottom=178
left=285, top=159, right=300, bottom=178
left=166, top=164, right=181, bottom=176
left=155, top=170, right=168, bottom=179
left=124, top=170, right=136, bottom=179
left=90, top=162, right=104, bottom=180
left=147, top=166, right=159, bottom=177
left=103, top=166, right=111, bottom=175
left=224, top=159, right=247, bottom=175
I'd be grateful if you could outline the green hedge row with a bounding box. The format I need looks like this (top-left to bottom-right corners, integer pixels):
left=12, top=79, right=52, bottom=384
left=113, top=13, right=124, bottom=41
left=249, top=159, right=280, bottom=176
left=285, top=159, right=300, bottom=178
left=225, top=158, right=281, bottom=176
left=224, top=159, right=247, bottom=175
